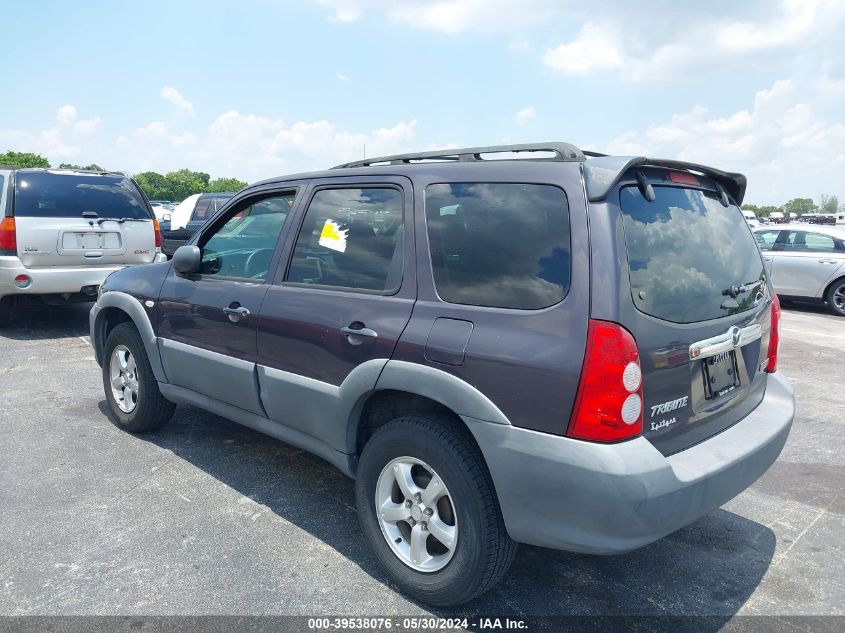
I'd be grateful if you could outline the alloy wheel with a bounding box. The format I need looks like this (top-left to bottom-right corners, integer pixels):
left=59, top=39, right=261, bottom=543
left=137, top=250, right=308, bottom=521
left=109, top=345, right=139, bottom=413
left=375, top=457, right=458, bottom=572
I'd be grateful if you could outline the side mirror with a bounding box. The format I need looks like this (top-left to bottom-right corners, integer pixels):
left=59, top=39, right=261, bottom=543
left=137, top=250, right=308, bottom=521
left=172, top=245, right=201, bottom=274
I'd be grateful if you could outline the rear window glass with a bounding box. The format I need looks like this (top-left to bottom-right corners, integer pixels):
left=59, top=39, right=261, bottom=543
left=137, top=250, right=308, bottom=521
left=620, top=185, right=765, bottom=323
left=14, top=172, right=151, bottom=219
left=425, top=183, right=571, bottom=309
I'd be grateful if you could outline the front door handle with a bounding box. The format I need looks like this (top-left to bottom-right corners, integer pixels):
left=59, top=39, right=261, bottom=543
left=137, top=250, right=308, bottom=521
left=223, top=305, right=251, bottom=322
left=818, top=259, right=838, bottom=264
left=341, top=324, right=378, bottom=342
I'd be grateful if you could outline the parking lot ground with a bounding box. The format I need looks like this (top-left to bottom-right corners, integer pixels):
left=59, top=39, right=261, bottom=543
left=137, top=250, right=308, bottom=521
left=0, top=302, right=843, bottom=623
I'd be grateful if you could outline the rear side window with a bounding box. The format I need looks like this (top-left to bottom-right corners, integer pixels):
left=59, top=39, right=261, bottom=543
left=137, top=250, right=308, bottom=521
left=620, top=185, right=765, bottom=323
left=286, top=187, right=404, bottom=293
left=782, top=231, right=840, bottom=253
left=13, top=172, right=151, bottom=219
left=425, top=183, right=571, bottom=309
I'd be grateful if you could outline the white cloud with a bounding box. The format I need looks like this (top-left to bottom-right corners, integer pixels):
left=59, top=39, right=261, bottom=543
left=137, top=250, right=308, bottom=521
left=594, top=76, right=845, bottom=204
left=543, top=0, right=845, bottom=80
left=0, top=105, right=102, bottom=160
left=336, top=73, right=350, bottom=81
left=160, top=86, right=195, bottom=116
left=315, top=0, right=559, bottom=33
left=543, top=22, right=623, bottom=75
left=514, top=106, right=536, bottom=126
left=56, top=105, right=77, bottom=124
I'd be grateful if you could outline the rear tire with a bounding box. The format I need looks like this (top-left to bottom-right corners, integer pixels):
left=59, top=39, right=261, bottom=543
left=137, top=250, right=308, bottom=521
left=355, top=413, right=516, bottom=606
left=826, top=278, right=845, bottom=316
left=0, top=296, right=12, bottom=328
left=102, top=322, right=175, bottom=432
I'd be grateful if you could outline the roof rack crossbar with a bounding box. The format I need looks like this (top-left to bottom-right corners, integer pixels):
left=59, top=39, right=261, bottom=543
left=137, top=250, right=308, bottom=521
left=332, top=142, right=585, bottom=169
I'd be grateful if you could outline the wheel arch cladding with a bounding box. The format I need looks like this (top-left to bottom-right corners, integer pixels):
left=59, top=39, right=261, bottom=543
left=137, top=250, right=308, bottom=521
left=92, top=292, right=167, bottom=382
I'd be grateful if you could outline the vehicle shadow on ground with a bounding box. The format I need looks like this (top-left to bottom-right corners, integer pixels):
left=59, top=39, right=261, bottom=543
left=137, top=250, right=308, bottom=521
left=126, top=403, right=776, bottom=624
left=0, top=301, right=91, bottom=341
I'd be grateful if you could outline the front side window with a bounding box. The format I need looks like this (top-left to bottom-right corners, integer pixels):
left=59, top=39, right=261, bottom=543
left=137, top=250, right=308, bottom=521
left=14, top=172, right=150, bottom=219
left=286, top=187, right=404, bottom=293
left=199, top=192, right=294, bottom=280
left=425, top=183, right=571, bottom=309
left=754, top=230, right=781, bottom=252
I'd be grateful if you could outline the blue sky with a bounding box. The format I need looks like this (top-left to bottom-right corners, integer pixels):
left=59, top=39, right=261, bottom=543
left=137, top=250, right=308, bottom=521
left=3, top=0, right=844, bottom=204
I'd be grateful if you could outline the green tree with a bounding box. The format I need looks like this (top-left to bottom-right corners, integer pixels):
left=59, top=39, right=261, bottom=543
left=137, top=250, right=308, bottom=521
left=164, top=169, right=210, bottom=201
left=133, top=171, right=173, bottom=200
left=0, top=150, right=50, bottom=168
left=206, top=177, right=247, bottom=193
left=818, top=194, right=839, bottom=214
left=58, top=163, right=105, bottom=171
left=783, top=197, right=816, bottom=216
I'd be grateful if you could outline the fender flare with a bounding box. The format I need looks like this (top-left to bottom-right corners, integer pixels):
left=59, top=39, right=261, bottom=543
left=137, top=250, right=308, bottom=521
left=374, top=360, right=510, bottom=425
left=90, top=292, right=167, bottom=382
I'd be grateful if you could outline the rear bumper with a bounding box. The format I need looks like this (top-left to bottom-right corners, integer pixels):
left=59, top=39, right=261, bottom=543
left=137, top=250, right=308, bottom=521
left=0, top=255, right=164, bottom=297
left=465, top=371, right=794, bottom=554
left=0, top=256, right=126, bottom=296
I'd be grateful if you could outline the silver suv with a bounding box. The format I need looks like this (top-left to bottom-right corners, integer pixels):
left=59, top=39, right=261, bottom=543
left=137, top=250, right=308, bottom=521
left=0, top=168, right=165, bottom=326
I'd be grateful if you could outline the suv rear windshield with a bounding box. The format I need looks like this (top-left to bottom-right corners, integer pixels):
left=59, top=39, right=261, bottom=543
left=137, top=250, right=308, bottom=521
left=425, top=183, right=571, bottom=309
left=620, top=184, right=765, bottom=323
left=14, top=172, right=151, bottom=220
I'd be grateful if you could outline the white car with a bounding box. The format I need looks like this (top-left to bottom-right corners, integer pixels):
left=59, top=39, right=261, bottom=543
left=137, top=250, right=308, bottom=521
left=0, top=168, right=166, bottom=327
left=754, top=224, right=845, bottom=316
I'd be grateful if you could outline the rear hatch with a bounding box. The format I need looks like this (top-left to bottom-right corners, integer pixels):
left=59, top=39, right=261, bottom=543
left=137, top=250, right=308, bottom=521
left=615, top=167, right=773, bottom=455
left=12, top=170, right=156, bottom=268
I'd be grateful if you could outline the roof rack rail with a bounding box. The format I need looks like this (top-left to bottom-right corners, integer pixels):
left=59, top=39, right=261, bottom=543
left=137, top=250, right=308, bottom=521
left=332, top=142, right=585, bottom=169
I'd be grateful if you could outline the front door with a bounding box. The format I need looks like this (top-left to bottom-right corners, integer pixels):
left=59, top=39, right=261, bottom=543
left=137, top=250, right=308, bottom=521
left=158, top=189, right=298, bottom=414
left=256, top=178, right=416, bottom=451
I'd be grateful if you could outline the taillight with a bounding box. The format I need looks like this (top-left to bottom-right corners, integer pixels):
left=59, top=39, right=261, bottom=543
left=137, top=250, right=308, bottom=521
left=153, top=218, right=162, bottom=249
left=0, top=217, right=16, bottom=255
left=765, top=294, right=781, bottom=373
left=568, top=320, right=643, bottom=442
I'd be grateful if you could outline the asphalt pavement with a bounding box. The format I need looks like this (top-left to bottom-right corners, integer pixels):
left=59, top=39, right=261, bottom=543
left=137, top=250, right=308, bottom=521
left=0, top=301, right=842, bottom=622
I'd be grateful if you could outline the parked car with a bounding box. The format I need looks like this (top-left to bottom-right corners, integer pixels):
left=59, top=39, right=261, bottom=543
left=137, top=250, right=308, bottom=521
left=159, top=192, right=234, bottom=257
left=0, top=168, right=164, bottom=327
left=89, top=143, right=793, bottom=606
left=150, top=202, right=175, bottom=222
left=742, top=209, right=761, bottom=226
left=754, top=224, right=845, bottom=315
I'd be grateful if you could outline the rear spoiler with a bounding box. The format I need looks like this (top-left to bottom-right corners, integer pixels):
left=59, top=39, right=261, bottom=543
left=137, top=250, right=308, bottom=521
left=582, top=156, right=747, bottom=205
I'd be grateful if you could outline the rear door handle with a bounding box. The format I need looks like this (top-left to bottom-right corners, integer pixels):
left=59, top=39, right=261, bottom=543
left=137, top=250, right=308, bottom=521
left=223, top=305, right=250, bottom=322
left=341, top=325, right=378, bottom=340
left=818, top=259, right=838, bottom=264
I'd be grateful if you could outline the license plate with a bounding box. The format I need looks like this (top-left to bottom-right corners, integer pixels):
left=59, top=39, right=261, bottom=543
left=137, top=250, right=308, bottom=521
left=703, top=351, right=739, bottom=399
left=79, top=233, right=104, bottom=249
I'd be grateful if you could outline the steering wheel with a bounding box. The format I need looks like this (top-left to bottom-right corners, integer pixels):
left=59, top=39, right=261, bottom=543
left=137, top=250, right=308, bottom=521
left=244, top=248, right=275, bottom=279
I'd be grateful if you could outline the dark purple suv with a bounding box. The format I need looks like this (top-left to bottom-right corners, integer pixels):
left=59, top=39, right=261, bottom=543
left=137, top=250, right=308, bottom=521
left=90, top=143, right=794, bottom=606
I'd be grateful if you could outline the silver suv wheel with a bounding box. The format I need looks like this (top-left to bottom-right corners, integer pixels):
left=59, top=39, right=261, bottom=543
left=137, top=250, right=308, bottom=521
left=375, top=456, right=457, bottom=572
left=109, top=344, right=139, bottom=413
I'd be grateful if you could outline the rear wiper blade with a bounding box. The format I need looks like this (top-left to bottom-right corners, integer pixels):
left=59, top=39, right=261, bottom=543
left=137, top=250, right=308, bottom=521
left=96, top=217, right=149, bottom=225
left=722, top=280, right=762, bottom=299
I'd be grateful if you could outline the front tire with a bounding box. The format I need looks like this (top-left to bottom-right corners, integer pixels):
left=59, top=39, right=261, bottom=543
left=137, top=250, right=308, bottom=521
left=355, top=414, right=516, bottom=606
left=826, top=278, right=845, bottom=316
left=102, top=322, right=175, bottom=432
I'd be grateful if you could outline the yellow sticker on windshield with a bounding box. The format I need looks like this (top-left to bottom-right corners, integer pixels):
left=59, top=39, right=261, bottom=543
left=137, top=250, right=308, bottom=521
left=319, top=219, right=348, bottom=253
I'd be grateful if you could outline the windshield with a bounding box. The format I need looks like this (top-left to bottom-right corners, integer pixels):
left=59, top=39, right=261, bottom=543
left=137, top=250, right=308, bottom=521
left=14, top=172, right=151, bottom=219
left=620, top=185, right=766, bottom=323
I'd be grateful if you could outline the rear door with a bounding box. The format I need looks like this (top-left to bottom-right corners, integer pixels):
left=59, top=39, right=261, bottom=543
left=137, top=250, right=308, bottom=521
left=611, top=169, right=773, bottom=455
left=12, top=171, right=156, bottom=267
left=256, top=178, right=415, bottom=450
left=158, top=188, right=298, bottom=415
